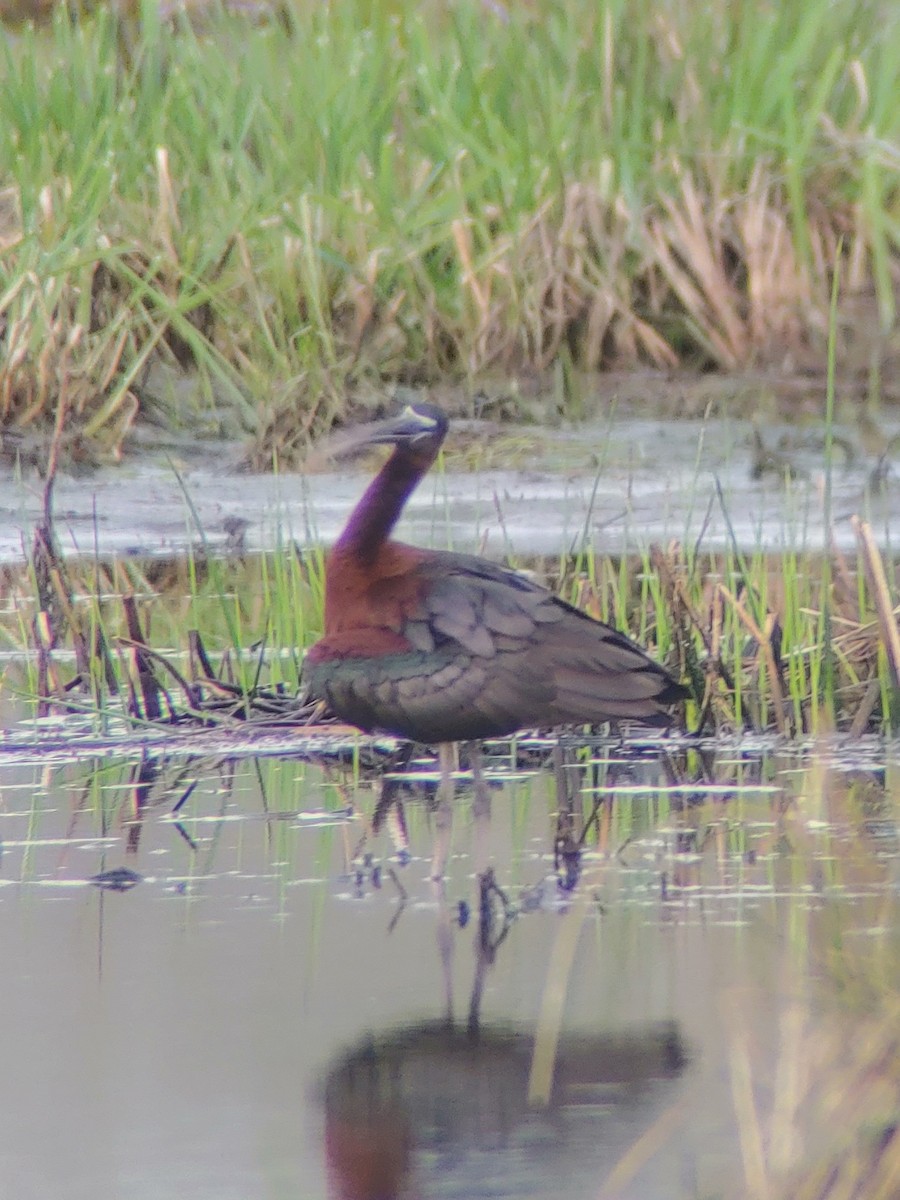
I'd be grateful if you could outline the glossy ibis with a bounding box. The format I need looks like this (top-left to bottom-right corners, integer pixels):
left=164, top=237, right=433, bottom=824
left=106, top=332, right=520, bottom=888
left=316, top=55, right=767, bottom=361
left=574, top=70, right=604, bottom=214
left=305, top=403, right=689, bottom=742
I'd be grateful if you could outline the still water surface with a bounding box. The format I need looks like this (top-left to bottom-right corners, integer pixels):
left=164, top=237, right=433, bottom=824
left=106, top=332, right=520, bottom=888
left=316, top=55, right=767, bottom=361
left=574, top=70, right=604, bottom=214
left=3, top=409, right=899, bottom=563
left=0, top=734, right=897, bottom=1199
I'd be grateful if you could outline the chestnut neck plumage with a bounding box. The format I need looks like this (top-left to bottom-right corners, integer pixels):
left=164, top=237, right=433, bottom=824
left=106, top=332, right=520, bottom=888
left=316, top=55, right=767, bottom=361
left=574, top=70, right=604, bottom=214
left=334, top=444, right=437, bottom=564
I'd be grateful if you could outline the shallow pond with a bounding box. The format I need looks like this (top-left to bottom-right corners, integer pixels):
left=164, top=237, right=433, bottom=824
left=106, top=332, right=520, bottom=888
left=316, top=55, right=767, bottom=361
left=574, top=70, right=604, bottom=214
left=2, top=399, right=900, bottom=1197
left=1, top=726, right=898, bottom=1199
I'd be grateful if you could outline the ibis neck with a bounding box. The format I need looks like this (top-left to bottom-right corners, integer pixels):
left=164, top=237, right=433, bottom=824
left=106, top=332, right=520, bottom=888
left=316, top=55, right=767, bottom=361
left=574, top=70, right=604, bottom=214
left=336, top=449, right=426, bottom=561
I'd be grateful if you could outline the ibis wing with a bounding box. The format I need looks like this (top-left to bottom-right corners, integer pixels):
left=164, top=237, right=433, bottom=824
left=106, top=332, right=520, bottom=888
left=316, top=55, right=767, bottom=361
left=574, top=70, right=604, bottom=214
left=407, top=553, right=686, bottom=727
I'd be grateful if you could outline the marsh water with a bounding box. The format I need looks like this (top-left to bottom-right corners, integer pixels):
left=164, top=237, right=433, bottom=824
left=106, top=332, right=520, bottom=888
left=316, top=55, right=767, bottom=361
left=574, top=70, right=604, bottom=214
left=2, top=404, right=900, bottom=1199
left=1, top=725, right=899, bottom=1200
left=3, top=406, right=900, bottom=563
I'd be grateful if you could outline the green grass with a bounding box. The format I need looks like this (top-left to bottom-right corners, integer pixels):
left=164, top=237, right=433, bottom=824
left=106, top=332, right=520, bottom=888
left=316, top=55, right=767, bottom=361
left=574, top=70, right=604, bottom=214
left=0, top=0, right=897, bottom=455
left=1, top=517, right=897, bottom=736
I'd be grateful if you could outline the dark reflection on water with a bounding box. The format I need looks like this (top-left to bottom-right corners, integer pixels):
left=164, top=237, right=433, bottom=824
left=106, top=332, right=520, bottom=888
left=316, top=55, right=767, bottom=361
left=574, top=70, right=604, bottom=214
left=323, top=1022, right=687, bottom=1200
left=0, top=737, right=897, bottom=1198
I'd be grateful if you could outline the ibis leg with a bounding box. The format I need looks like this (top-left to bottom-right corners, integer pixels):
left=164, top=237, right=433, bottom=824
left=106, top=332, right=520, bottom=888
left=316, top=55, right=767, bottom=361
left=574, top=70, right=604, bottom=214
left=430, top=742, right=457, bottom=881
left=467, top=741, right=492, bottom=876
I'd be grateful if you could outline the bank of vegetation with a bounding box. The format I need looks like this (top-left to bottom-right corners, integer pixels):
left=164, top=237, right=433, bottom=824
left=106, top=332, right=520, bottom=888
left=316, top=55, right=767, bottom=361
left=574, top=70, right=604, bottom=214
left=0, top=0, right=897, bottom=459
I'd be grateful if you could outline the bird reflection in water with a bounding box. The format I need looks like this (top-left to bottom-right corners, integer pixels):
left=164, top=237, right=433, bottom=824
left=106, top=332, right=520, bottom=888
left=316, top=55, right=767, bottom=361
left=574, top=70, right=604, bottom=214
left=323, top=1016, right=687, bottom=1200
left=324, top=767, right=687, bottom=1200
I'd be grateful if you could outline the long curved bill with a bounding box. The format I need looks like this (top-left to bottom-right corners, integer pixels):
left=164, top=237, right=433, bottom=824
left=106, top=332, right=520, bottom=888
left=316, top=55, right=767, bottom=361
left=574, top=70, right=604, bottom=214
left=307, top=404, right=444, bottom=466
